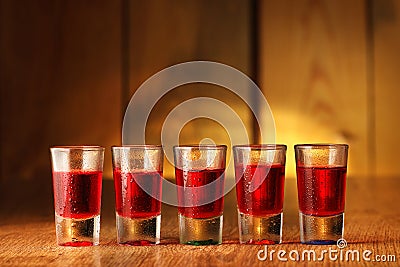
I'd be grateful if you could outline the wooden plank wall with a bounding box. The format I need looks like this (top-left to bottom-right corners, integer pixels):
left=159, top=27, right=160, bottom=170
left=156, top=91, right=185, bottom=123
left=0, top=0, right=253, bottom=191
left=0, top=0, right=121, bottom=189
left=128, top=0, right=253, bottom=178
left=258, top=0, right=400, bottom=178
left=373, top=0, right=400, bottom=177
left=0, top=0, right=399, bottom=200
left=260, top=0, right=373, bottom=178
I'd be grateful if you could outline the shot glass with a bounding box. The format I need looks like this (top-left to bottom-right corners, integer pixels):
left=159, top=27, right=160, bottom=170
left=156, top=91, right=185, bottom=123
left=295, top=144, right=348, bottom=244
left=50, top=146, right=104, bottom=246
left=174, top=145, right=227, bottom=245
left=233, top=145, right=286, bottom=244
left=112, top=145, right=163, bottom=245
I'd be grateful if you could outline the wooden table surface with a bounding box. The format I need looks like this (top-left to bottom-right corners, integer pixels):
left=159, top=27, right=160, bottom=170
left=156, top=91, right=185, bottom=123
left=0, top=178, right=399, bottom=266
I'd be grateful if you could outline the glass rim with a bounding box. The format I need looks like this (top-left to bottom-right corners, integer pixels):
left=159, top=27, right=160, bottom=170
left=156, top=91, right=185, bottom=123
left=294, top=144, right=349, bottom=149
left=50, top=145, right=104, bottom=151
left=173, top=144, right=227, bottom=150
left=233, top=144, right=287, bottom=150
left=112, top=145, right=162, bottom=150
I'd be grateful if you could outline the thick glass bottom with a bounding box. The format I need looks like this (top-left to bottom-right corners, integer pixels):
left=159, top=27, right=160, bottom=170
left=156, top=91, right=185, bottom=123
left=55, top=214, right=100, bottom=246
left=179, top=214, right=223, bottom=245
left=238, top=211, right=282, bottom=244
left=299, top=212, right=344, bottom=245
left=116, top=213, right=161, bottom=245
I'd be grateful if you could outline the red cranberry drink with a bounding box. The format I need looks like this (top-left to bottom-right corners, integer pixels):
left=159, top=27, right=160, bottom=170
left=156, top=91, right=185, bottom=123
left=233, top=145, right=286, bottom=244
left=295, top=144, right=348, bottom=245
left=112, top=145, right=163, bottom=245
left=53, top=170, right=102, bottom=220
left=175, top=168, right=225, bottom=219
left=50, top=146, right=104, bottom=246
left=113, top=169, right=162, bottom=219
left=296, top=166, right=346, bottom=216
left=174, top=145, right=227, bottom=245
left=235, top=163, right=285, bottom=216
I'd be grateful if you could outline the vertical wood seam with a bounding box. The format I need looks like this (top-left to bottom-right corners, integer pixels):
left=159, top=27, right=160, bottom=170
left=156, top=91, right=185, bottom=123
left=121, top=0, right=130, bottom=125
left=0, top=1, right=2, bottom=184
left=251, top=0, right=260, bottom=143
left=366, top=0, right=377, bottom=177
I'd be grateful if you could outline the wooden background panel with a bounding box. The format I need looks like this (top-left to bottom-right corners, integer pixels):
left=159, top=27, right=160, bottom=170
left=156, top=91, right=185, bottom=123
left=373, top=0, right=400, bottom=177
left=128, top=0, right=254, bottom=178
left=0, top=0, right=121, bottom=207
left=259, top=0, right=369, bottom=178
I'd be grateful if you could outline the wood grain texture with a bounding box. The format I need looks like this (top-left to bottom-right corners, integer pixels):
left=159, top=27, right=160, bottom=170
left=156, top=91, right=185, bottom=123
left=259, top=0, right=369, bottom=178
left=0, top=0, right=122, bottom=182
left=128, top=0, right=254, bottom=179
left=0, top=178, right=399, bottom=266
left=373, top=0, right=400, bottom=177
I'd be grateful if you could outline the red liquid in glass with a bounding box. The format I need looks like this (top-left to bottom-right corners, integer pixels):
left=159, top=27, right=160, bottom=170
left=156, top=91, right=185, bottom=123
left=235, top=164, right=285, bottom=216
left=297, top=166, right=346, bottom=216
left=113, top=169, right=162, bottom=218
left=60, top=241, right=94, bottom=247
left=175, top=168, right=225, bottom=219
left=53, top=170, right=102, bottom=219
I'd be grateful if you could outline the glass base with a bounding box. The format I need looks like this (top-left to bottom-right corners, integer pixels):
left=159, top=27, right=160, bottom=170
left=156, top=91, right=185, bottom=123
left=179, top=214, right=223, bottom=245
left=55, top=214, right=100, bottom=246
left=299, top=212, right=344, bottom=245
left=238, top=211, right=282, bottom=244
left=116, top=213, right=161, bottom=245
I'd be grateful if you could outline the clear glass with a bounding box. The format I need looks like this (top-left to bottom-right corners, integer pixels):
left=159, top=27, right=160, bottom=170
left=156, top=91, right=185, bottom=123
left=295, top=144, right=348, bottom=244
left=233, top=144, right=286, bottom=244
left=50, top=146, right=104, bottom=246
left=174, top=145, right=227, bottom=245
left=112, top=145, right=163, bottom=245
